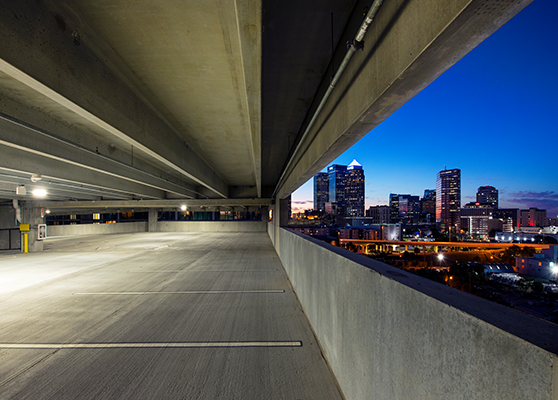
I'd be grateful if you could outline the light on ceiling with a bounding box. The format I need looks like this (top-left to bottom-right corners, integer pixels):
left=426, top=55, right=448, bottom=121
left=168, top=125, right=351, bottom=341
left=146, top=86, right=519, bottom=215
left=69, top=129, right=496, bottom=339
left=32, top=189, right=47, bottom=198
left=181, top=205, right=187, bottom=211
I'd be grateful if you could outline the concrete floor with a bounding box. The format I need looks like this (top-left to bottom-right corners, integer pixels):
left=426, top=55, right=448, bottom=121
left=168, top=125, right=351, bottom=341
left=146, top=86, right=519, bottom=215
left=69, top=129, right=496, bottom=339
left=0, top=232, right=342, bottom=399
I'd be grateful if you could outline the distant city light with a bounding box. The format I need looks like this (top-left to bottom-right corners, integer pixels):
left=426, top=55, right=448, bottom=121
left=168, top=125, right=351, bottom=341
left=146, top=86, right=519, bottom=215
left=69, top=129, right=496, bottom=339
left=32, top=189, right=47, bottom=198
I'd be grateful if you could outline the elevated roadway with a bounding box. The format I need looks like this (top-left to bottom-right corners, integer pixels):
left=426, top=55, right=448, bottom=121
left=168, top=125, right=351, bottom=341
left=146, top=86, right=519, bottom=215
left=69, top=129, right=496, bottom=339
left=339, top=239, right=551, bottom=253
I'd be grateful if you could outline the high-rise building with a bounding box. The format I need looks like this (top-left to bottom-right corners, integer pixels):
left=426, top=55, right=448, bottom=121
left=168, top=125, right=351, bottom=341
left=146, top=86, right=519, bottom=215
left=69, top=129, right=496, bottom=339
left=328, top=164, right=347, bottom=214
left=324, top=160, right=365, bottom=217
left=366, top=205, right=390, bottom=224
left=345, top=160, right=365, bottom=218
left=493, top=208, right=519, bottom=228
left=461, top=202, right=493, bottom=239
left=313, top=172, right=329, bottom=212
left=423, top=189, right=436, bottom=201
left=420, top=190, right=436, bottom=222
left=390, top=194, right=420, bottom=224
left=476, top=185, right=498, bottom=208
left=519, top=208, right=546, bottom=227
left=436, top=168, right=461, bottom=233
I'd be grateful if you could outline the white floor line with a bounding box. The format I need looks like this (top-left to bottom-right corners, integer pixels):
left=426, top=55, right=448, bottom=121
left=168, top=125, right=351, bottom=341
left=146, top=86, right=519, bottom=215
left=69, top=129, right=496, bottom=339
left=0, top=341, right=302, bottom=349
left=127, top=270, right=274, bottom=273
left=73, top=290, right=285, bottom=295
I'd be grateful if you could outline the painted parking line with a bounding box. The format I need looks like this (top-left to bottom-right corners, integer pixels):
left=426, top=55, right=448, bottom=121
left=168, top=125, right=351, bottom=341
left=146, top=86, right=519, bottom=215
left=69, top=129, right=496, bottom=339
left=127, top=269, right=275, bottom=273
left=73, top=290, right=285, bottom=295
left=0, top=341, right=302, bottom=349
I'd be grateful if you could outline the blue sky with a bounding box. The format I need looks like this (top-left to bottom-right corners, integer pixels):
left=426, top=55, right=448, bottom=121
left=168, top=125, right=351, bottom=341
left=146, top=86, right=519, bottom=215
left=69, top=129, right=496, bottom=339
left=292, top=0, right=558, bottom=217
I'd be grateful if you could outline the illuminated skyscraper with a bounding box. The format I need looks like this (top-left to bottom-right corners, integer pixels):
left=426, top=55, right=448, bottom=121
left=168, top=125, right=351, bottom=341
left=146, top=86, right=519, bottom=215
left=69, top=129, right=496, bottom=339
left=476, top=185, right=498, bottom=209
left=436, top=168, right=461, bottom=233
left=313, top=172, right=329, bottom=212
left=390, top=194, right=420, bottom=224
left=345, top=160, right=365, bottom=217
left=321, top=160, right=365, bottom=217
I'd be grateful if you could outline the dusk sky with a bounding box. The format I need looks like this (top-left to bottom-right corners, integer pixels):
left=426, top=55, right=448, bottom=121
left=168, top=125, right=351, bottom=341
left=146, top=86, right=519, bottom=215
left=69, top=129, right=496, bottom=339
left=292, top=0, right=558, bottom=218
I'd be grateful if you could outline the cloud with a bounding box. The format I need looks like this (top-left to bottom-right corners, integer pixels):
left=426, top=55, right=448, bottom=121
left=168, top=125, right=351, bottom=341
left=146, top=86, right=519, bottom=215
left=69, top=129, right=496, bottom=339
left=504, top=191, right=558, bottom=216
left=291, top=200, right=312, bottom=205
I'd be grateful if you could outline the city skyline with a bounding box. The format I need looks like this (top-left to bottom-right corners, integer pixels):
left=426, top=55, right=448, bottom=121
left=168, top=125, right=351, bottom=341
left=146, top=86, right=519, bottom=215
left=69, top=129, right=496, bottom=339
left=292, top=0, right=558, bottom=217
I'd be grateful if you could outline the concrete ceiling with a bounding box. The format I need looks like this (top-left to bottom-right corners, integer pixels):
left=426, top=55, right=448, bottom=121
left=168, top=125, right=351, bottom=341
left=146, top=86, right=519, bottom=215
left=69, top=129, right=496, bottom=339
left=0, top=0, right=360, bottom=204
left=0, top=0, right=533, bottom=206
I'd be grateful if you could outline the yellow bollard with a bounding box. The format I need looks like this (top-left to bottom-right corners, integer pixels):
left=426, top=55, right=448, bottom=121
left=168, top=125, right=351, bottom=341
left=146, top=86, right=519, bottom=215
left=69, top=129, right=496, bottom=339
left=23, top=233, right=29, bottom=253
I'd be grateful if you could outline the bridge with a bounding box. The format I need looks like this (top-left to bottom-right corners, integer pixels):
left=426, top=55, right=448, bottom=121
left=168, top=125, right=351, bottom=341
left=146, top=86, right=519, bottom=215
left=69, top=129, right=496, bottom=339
left=2, top=0, right=558, bottom=399
left=339, top=239, right=551, bottom=253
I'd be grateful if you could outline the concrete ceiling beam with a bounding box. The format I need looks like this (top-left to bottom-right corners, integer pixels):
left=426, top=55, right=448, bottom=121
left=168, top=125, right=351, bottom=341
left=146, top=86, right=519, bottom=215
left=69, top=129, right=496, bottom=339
left=0, top=0, right=229, bottom=198
left=0, top=115, right=200, bottom=199
left=34, top=198, right=273, bottom=211
left=0, top=144, right=165, bottom=200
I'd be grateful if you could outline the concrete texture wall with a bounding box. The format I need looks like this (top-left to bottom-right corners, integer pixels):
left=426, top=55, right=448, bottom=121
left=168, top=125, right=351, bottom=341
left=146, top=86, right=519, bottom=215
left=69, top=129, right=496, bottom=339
left=0, top=205, right=20, bottom=250
left=47, top=222, right=148, bottom=237
left=157, top=221, right=266, bottom=233
left=47, top=221, right=266, bottom=237
left=270, top=225, right=558, bottom=400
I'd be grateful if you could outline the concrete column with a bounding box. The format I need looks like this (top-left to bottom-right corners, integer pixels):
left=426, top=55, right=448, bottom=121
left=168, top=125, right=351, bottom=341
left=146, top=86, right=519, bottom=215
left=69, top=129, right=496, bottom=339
left=279, top=196, right=291, bottom=228
left=148, top=209, right=158, bottom=232
left=30, top=207, right=44, bottom=252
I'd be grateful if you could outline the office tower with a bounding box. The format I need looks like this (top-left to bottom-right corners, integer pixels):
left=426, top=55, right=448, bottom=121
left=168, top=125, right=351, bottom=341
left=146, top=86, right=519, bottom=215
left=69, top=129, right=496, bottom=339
left=476, top=185, right=498, bottom=208
left=345, top=160, right=365, bottom=217
left=366, top=205, right=391, bottom=224
left=420, top=190, right=436, bottom=222
left=328, top=164, right=347, bottom=215
left=423, top=189, right=436, bottom=201
left=313, top=172, right=329, bottom=212
left=325, top=160, right=365, bottom=217
left=519, top=208, right=547, bottom=227
left=461, top=202, right=493, bottom=239
left=390, top=194, right=420, bottom=224
left=436, top=168, right=461, bottom=233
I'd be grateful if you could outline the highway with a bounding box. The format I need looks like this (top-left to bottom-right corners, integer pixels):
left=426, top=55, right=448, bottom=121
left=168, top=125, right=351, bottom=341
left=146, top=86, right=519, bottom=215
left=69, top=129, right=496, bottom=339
left=0, top=232, right=342, bottom=399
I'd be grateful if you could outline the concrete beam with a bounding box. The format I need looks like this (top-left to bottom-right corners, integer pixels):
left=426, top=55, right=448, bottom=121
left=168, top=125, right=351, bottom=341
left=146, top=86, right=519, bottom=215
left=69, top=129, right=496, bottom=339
left=276, top=0, right=533, bottom=198
left=34, top=198, right=273, bottom=211
left=0, top=0, right=229, bottom=198
left=233, top=0, right=262, bottom=197
left=0, top=114, right=199, bottom=199
left=0, top=144, right=164, bottom=199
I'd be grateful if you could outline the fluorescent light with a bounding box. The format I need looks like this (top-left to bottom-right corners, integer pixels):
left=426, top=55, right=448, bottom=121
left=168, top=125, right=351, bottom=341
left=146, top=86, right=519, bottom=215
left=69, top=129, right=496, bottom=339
left=181, top=205, right=186, bottom=211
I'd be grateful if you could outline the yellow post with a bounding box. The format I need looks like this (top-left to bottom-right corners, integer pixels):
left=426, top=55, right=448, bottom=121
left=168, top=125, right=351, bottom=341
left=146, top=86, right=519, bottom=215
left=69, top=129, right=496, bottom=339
left=23, top=233, right=29, bottom=253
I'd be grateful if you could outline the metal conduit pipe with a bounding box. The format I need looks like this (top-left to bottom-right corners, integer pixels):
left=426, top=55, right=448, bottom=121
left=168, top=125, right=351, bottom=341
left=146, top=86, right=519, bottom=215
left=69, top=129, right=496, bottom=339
left=272, top=0, right=385, bottom=198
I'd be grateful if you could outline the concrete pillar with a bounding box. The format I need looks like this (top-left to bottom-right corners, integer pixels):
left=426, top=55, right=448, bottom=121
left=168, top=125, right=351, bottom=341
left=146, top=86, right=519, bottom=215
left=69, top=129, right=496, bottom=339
left=279, top=196, right=290, bottom=228
left=148, top=209, right=158, bottom=232
left=30, top=207, right=44, bottom=252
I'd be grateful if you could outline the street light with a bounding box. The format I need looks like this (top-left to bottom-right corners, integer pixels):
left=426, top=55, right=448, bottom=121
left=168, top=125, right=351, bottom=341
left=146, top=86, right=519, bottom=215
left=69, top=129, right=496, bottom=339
left=438, top=253, right=444, bottom=268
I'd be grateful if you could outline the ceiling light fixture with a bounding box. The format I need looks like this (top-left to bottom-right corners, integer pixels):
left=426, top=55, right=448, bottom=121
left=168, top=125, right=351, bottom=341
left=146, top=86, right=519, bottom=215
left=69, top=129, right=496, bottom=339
left=32, top=189, right=47, bottom=198
left=30, top=174, right=42, bottom=182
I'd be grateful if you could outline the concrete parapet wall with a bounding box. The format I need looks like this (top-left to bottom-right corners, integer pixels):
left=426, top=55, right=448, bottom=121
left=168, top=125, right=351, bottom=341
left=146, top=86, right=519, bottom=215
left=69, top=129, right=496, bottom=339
left=47, top=222, right=148, bottom=237
left=270, top=224, right=558, bottom=400
left=157, top=221, right=266, bottom=232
